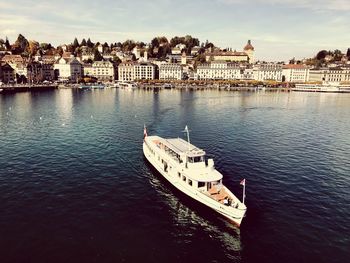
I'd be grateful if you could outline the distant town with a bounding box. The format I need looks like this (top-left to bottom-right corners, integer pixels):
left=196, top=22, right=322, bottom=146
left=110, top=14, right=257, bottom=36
left=0, top=34, right=350, bottom=85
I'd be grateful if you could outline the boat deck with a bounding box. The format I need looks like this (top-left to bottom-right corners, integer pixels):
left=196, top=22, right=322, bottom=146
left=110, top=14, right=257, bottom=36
left=206, top=187, right=230, bottom=204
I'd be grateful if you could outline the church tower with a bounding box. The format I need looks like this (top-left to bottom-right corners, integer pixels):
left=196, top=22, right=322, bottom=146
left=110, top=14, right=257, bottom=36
left=243, top=40, right=255, bottom=63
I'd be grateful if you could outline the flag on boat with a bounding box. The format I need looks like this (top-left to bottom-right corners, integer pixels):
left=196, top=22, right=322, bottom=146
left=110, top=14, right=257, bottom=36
left=240, top=179, right=246, bottom=186
left=143, top=124, right=147, bottom=139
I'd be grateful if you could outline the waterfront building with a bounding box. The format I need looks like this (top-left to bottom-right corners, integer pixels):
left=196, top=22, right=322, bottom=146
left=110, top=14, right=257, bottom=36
left=308, top=68, right=328, bottom=82
left=325, top=67, right=350, bottom=82
left=282, top=64, right=309, bottom=82
left=241, top=67, right=254, bottom=80
left=134, top=62, right=156, bottom=80
left=159, top=63, right=183, bottom=80
left=1, top=63, right=15, bottom=83
left=54, top=57, right=82, bottom=82
left=118, top=62, right=135, bottom=81
left=253, top=63, right=283, bottom=81
left=83, top=63, right=93, bottom=77
left=197, top=61, right=241, bottom=80
left=27, top=62, right=43, bottom=83
left=91, top=60, right=115, bottom=81
left=118, top=62, right=156, bottom=81
left=41, top=63, right=55, bottom=81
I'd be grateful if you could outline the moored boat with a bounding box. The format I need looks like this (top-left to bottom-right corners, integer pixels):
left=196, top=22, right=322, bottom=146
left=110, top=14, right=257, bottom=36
left=292, top=82, right=350, bottom=93
left=143, top=126, right=247, bottom=226
left=117, top=82, right=138, bottom=89
left=79, top=84, right=105, bottom=89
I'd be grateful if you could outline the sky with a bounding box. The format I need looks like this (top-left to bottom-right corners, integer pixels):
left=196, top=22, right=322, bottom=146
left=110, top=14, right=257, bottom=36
left=0, top=0, right=349, bottom=61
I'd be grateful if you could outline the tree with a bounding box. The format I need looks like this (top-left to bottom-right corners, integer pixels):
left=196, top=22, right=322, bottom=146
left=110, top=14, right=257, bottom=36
left=316, top=50, right=327, bottom=60
left=151, top=37, right=160, bottom=48
left=5, top=37, right=10, bottom=50
left=81, top=38, right=87, bottom=46
left=73, top=38, right=79, bottom=48
left=27, top=40, right=39, bottom=56
left=112, top=55, right=121, bottom=64
left=87, top=38, right=93, bottom=48
left=93, top=49, right=103, bottom=61
left=12, top=34, right=29, bottom=54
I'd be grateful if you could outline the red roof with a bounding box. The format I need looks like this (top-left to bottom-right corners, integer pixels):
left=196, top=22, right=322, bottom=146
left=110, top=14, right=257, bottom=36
left=243, top=40, right=254, bottom=51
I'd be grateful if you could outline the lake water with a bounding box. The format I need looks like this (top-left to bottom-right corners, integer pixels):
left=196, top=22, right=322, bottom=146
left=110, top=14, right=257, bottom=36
left=0, top=89, right=349, bottom=263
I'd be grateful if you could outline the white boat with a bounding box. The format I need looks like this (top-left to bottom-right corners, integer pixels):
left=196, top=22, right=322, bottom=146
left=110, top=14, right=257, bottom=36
left=117, top=82, right=138, bottom=90
left=292, top=82, right=350, bottom=93
left=143, top=126, right=247, bottom=226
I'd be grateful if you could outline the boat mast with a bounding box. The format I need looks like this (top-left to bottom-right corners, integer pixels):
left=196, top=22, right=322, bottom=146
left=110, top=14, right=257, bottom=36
left=184, top=125, right=190, bottom=151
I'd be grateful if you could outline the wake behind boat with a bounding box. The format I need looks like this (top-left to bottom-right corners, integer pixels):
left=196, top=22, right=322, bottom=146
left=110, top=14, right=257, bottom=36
left=143, top=126, right=247, bottom=226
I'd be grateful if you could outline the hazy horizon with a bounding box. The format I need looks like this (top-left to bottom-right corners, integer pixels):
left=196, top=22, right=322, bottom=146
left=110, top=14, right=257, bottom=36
left=1, top=0, right=349, bottom=62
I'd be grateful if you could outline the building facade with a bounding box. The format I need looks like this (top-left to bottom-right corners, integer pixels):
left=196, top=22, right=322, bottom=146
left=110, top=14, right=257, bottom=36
left=134, top=62, right=156, bottom=80
left=282, top=64, right=309, bottom=82
left=1, top=63, right=15, bottom=83
left=54, top=57, right=82, bottom=81
left=253, top=63, right=283, bottom=81
left=118, top=62, right=135, bottom=82
left=91, top=61, right=115, bottom=81
left=197, top=61, right=241, bottom=80
left=325, top=67, right=350, bottom=82
left=118, top=62, right=156, bottom=81
left=159, top=63, right=183, bottom=80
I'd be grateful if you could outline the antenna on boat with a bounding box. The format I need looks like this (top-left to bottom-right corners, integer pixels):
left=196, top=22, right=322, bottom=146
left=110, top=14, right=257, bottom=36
left=183, top=125, right=190, bottom=151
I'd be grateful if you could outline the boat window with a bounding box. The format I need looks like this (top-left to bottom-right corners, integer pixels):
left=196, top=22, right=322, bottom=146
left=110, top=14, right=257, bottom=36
left=188, top=179, right=192, bottom=186
left=198, top=182, right=205, bottom=188
left=178, top=172, right=181, bottom=178
left=188, top=156, right=204, bottom=163
left=182, top=176, right=186, bottom=182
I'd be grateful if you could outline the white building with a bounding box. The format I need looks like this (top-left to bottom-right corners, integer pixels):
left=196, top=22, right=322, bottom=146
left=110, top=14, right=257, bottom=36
left=134, top=62, right=156, bottom=80
left=159, top=63, right=183, bottom=80
left=308, top=68, right=328, bottom=82
left=282, top=64, right=309, bottom=83
left=54, top=57, right=82, bottom=81
left=91, top=60, right=115, bottom=81
left=118, top=62, right=156, bottom=81
left=253, top=63, right=283, bottom=81
left=81, top=52, right=94, bottom=62
left=325, top=67, right=350, bottom=82
left=197, top=61, right=241, bottom=80
left=118, top=62, right=135, bottom=82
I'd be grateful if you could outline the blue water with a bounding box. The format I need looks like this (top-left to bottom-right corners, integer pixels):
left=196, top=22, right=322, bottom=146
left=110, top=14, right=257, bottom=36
left=0, top=89, right=349, bottom=263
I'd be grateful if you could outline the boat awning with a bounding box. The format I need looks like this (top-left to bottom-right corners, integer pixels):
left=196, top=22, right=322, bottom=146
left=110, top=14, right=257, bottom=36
left=187, top=169, right=223, bottom=182
left=164, top=138, right=206, bottom=157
